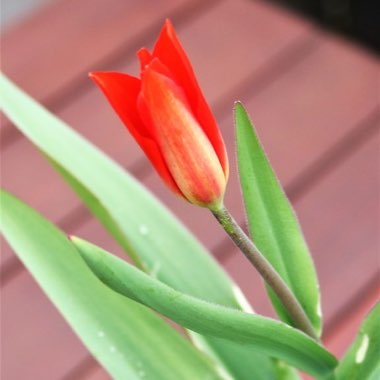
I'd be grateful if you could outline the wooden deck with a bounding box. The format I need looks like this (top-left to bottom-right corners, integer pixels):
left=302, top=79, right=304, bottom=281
left=1, top=0, right=379, bottom=379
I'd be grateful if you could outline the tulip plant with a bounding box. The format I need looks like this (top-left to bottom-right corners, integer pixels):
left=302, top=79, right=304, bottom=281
left=0, top=20, right=378, bottom=380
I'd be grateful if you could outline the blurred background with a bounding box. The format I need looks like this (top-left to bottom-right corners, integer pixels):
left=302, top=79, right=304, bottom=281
left=1, top=0, right=379, bottom=379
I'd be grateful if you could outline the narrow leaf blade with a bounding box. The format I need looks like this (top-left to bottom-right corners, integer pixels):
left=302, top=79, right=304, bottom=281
left=235, top=102, right=321, bottom=334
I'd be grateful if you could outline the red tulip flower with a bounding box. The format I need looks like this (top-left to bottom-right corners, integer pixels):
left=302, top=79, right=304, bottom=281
left=90, top=19, right=228, bottom=210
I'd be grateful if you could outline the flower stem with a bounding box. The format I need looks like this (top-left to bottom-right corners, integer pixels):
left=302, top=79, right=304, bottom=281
left=211, top=205, right=318, bottom=340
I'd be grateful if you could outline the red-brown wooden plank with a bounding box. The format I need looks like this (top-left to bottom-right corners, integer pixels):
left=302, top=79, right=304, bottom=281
left=81, top=366, right=109, bottom=380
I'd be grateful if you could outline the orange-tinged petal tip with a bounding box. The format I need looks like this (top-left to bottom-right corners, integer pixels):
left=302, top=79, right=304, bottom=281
left=88, top=71, right=109, bottom=87
left=137, top=48, right=152, bottom=70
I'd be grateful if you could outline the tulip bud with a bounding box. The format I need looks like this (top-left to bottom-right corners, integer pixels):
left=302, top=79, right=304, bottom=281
left=90, top=19, right=228, bottom=210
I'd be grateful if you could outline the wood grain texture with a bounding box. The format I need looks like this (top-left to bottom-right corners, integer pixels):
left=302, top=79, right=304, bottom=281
left=1, top=0, right=379, bottom=378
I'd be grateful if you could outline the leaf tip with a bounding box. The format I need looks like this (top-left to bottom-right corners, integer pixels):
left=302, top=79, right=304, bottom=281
left=233, top=101, right=251, bottom=124
left=233, top=100, right=244, bottom=113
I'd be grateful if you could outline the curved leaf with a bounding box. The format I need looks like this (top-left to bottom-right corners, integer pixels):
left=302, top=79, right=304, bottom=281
left=0, top=190, right=225, bottom=380
left=336, top=303, right=380, bottom=380
left=0, top=73, right=275, bottom=379
left=235, top=102, right=321, bottom=335
left=73, top=236, right=338, bottom=379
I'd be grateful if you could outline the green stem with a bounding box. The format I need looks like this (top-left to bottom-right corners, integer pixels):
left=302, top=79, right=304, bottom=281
left=211, top=205, right=318, bottom=340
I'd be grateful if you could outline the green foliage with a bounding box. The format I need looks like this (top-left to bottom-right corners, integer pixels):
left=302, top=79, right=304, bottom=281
left=0, top=191, right=224, bottom=380
left=73, top=236, right=337, bottom=378
left=235, top=102, right=321, bottom=335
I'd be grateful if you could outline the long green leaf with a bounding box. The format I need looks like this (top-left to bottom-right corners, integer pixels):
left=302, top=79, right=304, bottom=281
left=336, top=303, right=380, bottom=380
left=73, top=236, right=338, bottom=379
left=235, top=102, right=321, bottom=335
left=0, top=190, right=225, bottom=380
left=0, top=73, right=275, bottom=379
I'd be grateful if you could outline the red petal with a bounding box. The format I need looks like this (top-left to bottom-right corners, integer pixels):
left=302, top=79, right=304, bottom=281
left=152, top=20, right=228, bottom=178
left=89, top=71, right=183, bottom=197
left=89, top=72, right=147, bottom=137
left=137, top=47, right=152, bottom=70
left=139, top=65, right=226, bottom=206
